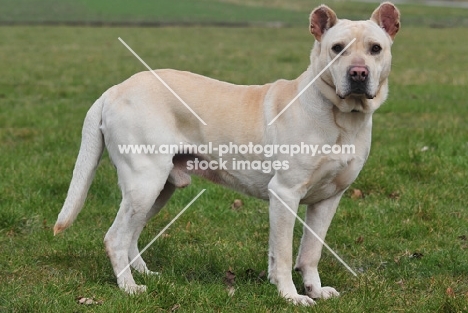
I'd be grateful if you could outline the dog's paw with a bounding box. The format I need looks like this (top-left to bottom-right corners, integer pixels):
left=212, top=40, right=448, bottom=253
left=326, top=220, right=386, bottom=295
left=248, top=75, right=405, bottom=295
left=320, top=286, right=340, bottom=299
left=122, top=284, right=147, bottom=295
left=143, top=270, right=160, bottom=276
left=306, top=286, right=339, bottom=299
left=285, top=294, right=316, bottom=306
left=320, top=287, right=340, bottom=299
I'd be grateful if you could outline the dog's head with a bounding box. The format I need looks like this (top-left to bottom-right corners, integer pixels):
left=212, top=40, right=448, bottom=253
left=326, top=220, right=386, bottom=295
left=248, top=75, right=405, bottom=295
left=309, top=2, right=400, bottom=113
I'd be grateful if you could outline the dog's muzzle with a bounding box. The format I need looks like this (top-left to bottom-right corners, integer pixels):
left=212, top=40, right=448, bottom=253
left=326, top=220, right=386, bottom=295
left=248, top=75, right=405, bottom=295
left=338, top=65, right=375, bottom=99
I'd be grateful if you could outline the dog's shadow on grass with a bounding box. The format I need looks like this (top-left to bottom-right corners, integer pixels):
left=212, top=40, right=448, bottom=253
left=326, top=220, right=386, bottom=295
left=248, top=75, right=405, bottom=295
left=39, top=247, right=116, bottom=286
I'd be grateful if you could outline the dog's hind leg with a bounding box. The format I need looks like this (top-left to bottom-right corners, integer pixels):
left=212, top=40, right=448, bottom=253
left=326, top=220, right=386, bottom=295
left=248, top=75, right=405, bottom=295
left=127, top=181, right=176, bottom=275
left=104, top=159, right=173, bottom=294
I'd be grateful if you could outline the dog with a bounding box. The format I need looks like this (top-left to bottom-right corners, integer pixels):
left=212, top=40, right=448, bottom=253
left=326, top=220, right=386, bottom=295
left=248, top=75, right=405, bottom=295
left=54, top=2, right=400, bottom=306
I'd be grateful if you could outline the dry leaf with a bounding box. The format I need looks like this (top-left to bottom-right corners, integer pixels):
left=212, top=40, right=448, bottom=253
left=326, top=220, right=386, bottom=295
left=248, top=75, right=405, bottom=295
left=446, top=287, right=456, bottom=298
left=258, top=270, right=266, bottom=281
left=355, top=235, right=364, bottom=244
left=459, top=235, right=468, bottom=249
left=224, top=270, right=236, bottom=287
left=395, top=279, right=405, bottom=289
left=389, top=191, right=400, bottom=200
left=410, top=252, right=424, bottom=259
left=76, top=297, right=103, bottom=305
left=224, top=270, right=236, bottom=297
left=231, top=199, right=243, bottom=210
left=170, top=304, right=181, bottom=312
left=351, top=189, right=363, bottom=200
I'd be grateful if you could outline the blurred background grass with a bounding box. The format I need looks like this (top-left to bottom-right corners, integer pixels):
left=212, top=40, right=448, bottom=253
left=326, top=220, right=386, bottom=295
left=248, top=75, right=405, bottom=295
left=0, top=0, right=467, bottom=27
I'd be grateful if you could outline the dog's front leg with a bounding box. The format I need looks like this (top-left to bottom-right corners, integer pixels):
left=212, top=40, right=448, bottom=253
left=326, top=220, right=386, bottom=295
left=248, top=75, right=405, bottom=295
left=267, top=185, right=315, bottom=306
left=294, top=192, right=344, bottom=300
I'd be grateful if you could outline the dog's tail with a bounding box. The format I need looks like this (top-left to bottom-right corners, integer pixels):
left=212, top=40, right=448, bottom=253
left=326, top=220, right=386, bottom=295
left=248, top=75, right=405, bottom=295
left=54, top=96, right=105, bottom=235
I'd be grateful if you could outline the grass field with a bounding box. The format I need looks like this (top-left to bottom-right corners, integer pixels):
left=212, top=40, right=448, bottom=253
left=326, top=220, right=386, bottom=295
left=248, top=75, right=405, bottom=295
left=1, top=1, right=468, bottom=312
left=1, top=0, right=468, bottom=27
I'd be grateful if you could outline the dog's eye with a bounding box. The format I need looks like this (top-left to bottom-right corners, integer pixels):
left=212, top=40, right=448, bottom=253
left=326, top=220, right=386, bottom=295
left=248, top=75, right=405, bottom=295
left=371, top=44, right=382, bottom=54
left=332, top=44, right=344, bottom=53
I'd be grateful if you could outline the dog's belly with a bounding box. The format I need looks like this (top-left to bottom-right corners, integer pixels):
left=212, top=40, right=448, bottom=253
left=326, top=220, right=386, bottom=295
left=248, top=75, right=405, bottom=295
left=171, top=152, right=365, bottom=205
left=171, top=153, right=273, bottom=199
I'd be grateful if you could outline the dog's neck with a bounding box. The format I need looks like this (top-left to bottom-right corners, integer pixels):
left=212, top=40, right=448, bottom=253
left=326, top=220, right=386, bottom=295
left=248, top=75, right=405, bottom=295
left=296, top=72, right=374, bottom=133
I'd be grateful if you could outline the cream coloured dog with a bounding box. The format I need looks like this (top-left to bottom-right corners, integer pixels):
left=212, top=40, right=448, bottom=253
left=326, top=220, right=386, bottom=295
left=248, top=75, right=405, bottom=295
left=54, top=2, right=400, bottom=306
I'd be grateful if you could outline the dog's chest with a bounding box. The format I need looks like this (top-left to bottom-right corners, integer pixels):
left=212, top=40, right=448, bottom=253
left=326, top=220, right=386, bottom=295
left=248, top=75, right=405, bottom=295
left=300, top=150, right=367, bottom=204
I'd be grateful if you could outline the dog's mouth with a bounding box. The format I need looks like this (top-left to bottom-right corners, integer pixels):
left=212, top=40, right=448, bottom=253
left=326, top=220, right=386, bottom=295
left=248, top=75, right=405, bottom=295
left=338, top=91, right=375, bottom=100
left=336, top=70, right=376, bottom=100
left=337, top=82, right=375, bottom=100
left=323, top=76, right=376, bottom=100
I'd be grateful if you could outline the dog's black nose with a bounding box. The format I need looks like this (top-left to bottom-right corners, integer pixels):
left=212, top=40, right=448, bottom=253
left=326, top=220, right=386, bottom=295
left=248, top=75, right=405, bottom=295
left=349, top=66, right=369, bottom=82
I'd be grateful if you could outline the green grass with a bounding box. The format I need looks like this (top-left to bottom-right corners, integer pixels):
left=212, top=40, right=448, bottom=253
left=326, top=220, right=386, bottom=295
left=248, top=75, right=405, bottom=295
left=1, top=0, right=468, bottom=27
left=1, top=1, right=468, bottom=312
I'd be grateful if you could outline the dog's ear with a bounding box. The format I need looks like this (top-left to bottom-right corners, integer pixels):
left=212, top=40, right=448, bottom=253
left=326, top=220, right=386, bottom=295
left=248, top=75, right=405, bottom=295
left=309, top=5, right=338, bottom=41
left=371, top=2, right=401, bottom=40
